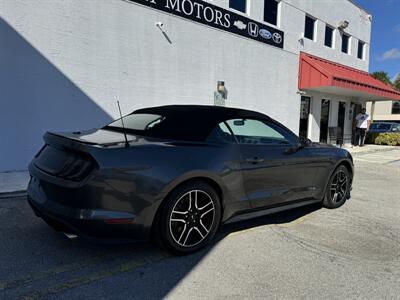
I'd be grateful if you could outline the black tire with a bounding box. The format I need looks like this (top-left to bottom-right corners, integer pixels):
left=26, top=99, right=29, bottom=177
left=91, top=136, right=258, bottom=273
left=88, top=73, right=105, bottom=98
left=157, top=181, right=221, bottom=255
left=323, top=165, right=350, bottom=209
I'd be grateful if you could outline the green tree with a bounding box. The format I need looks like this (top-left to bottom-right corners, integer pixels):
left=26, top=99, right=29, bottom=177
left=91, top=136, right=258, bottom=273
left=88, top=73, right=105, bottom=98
left=370, top=71, right=393, bottom=86
left=393, top=73, right=400, bottom=91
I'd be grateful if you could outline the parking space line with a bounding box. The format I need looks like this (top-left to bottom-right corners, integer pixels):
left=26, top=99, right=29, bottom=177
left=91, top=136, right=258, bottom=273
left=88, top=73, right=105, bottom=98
left=0, top=254, right=142, bottom=291
left=20, top=253, right=170, bottom=300
left=0, top=255, right=114, bottom=291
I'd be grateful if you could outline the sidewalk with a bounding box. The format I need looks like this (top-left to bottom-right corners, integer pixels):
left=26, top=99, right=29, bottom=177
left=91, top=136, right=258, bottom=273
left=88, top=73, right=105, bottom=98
left=0, top=170, right=29, bottom=196
left=0, top=145, right=398, bottom=196
left=341, top=144, right=398, bottom=155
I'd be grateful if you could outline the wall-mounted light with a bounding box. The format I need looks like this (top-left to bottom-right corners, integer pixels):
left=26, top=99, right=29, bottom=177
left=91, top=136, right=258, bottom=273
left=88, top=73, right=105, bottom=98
left=214, top=81, right=227, bottom=106
left=217, top=81, right=227, bottom=99
left=298, top=32, right=304, bottom=44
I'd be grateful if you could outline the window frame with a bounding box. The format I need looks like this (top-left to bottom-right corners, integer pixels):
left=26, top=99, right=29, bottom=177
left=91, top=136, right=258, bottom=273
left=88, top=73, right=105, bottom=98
left=263, top=0, right=279, bottom=26
left=341, top=33, right=350, bottom=54
left=357, top=40, right=365, bottom=60
left=229, top=0, right=248, bottom=14
left=206, top=121, right=237, bottom=144
left=392, top=101, right=400, bottom=114
left=304, top=15, right=316, bottom=41
left=324, top=25, right=334, bottom=48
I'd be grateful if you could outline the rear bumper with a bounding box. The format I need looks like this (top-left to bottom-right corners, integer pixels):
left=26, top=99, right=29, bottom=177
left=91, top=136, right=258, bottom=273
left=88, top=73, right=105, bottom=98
left=27, top=177, right=149, bottom=242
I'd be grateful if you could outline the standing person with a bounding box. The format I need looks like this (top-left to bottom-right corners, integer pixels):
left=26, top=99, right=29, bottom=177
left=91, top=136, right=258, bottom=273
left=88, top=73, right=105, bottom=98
left=355, top=108, right=371, bottom=147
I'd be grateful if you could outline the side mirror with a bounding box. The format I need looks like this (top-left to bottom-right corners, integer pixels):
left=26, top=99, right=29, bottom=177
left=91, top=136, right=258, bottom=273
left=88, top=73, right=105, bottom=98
left=299, top=137, right=311, bottom=147
left=284, top=137, right=310, bottom=154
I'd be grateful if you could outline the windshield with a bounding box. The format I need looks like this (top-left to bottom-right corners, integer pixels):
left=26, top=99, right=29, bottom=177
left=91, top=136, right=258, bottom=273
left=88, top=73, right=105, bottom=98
left=370, top=123, right=391, bottom=130
left=106, top=114, right=166, bottom=131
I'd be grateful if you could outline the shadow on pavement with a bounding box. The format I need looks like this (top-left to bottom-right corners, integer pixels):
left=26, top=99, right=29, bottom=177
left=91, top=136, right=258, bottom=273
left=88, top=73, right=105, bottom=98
left=1, top=196, right=321, bottom=299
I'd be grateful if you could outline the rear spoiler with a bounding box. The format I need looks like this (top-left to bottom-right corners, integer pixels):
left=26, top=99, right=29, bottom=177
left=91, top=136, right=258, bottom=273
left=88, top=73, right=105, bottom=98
left=43, top=131, right=97, bottom=152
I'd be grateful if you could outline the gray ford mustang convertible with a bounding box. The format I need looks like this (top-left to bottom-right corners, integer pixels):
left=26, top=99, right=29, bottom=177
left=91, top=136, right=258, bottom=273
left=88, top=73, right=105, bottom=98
left=28, top=105, right=353, bottom=254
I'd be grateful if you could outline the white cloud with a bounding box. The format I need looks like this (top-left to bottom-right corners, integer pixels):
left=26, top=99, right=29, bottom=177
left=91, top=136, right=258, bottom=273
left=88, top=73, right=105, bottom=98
left=377, top=48, right=400, bottom=61
left=395, top=24, right=400, bottom=32
left=392, top=72, right=399, bottom=82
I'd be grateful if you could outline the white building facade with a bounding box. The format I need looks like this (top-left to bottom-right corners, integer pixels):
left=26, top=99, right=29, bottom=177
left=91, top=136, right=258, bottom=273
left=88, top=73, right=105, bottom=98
left=2, top=0, right=399, bottom=172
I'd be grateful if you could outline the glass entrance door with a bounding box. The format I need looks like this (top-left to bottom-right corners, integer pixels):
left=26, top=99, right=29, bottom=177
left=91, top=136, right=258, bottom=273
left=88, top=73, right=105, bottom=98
left=320, top=99, right=330, bottom=143
left=299, top=96, right=311, bottom=139
left=351, top=103, right=362, bottom=145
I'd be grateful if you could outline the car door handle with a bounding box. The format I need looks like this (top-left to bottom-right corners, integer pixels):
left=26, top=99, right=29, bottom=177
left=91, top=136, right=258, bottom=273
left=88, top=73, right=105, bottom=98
left=246, top=157, right=265, bottom=164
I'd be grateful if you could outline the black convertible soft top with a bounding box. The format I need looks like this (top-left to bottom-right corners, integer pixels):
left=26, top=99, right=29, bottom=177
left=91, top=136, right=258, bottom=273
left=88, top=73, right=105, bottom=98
left=132, top=105, right=270, bottom=141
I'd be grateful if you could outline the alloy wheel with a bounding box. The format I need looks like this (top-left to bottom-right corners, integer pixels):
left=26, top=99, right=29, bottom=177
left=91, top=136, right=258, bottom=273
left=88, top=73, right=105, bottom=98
left=169, top=190, right=215, bottom=248
left=330, top=170, right=348, bottom=203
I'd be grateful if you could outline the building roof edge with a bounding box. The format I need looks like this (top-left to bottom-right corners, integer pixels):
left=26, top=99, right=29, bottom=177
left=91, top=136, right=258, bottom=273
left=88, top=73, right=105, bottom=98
left=348, top=0, right=371, bottom=15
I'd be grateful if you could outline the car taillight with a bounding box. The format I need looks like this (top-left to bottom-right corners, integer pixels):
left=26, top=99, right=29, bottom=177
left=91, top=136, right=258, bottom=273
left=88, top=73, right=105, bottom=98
left=34, top=145, right=97, bottom=181
left=54, top=155, right=95, bottom=181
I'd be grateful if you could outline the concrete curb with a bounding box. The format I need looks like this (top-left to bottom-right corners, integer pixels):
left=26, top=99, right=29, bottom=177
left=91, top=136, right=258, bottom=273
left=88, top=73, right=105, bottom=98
left=0, top=170, right=29, bottom=198
left=347, top=147, right=397, bottom=156
left=0, top=190, right=27, bottom=199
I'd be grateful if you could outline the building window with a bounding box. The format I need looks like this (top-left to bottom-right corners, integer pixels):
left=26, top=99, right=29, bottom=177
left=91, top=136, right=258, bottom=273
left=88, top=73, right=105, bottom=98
left=229, top=0, right=247, bottom=13
left=264, top=0, right=278, bottom=26
left=324, top=25, right=334, bottom=48
left=304, top=15, right=316, bottom=41
left=392, top=101, right=400, bottom=114
left=341, top=34, right=350, bottom=54
left=357, top=40, right=365, bottom=59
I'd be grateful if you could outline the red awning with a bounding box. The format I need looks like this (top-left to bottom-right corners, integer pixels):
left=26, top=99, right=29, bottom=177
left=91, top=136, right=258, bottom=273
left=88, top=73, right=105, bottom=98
left=298, top=52, right=400, bottom=101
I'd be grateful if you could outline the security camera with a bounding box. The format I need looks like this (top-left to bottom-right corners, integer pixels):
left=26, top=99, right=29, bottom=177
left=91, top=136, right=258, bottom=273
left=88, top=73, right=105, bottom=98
left=338, top=20, right=349, bottom=30
left=155, top=22, right=164, bottom=27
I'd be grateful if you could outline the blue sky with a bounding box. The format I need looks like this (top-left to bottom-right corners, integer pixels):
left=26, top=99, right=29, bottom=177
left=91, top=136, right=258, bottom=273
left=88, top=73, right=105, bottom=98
left=355, top=0, right=400, bottom=81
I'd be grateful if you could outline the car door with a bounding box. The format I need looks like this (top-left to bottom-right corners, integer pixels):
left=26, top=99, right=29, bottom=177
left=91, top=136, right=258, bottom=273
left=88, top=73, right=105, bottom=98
left=225, top=118, right=318, bottom=209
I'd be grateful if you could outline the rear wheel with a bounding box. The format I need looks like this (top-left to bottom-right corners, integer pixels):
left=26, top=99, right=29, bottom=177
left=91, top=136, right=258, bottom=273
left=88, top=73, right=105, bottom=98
left=323, top=165, right=350, bottom=209
left=157, top=181, right=221, bottom=255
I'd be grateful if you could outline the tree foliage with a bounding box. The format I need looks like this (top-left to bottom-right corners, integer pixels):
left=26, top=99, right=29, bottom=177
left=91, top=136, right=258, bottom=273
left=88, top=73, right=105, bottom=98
left=370, top=71, right=393, bottom=86
left=393, top=74, right=400, bottom=91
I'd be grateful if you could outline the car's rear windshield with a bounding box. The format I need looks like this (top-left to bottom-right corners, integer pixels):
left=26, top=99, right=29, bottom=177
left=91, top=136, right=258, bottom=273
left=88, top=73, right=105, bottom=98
left=106, top=114, right=166, bottom=131
left=370, top=123, right=391, bottom=130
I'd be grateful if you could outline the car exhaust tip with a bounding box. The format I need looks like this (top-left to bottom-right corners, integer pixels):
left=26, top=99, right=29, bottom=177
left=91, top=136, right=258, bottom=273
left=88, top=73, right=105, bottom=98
left=63, top=232, right=78, bottom=239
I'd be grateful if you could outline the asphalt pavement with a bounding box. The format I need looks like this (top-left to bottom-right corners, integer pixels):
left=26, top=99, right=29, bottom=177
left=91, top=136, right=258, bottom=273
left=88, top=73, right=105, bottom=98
left=0, top=149, right=399, bottom=299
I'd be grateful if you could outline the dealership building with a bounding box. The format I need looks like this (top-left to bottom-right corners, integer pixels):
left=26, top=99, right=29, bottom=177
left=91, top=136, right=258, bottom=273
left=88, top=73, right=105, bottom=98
left=2, top=0, right=400, bottom=172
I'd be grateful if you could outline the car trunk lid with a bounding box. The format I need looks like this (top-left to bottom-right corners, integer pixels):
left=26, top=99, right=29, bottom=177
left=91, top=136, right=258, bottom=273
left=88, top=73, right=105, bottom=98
left=46, top=128, right=139, bottom=147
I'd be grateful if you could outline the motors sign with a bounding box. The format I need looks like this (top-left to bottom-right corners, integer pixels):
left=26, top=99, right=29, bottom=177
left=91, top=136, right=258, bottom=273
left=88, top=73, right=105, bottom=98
left=127, top=0, right=284, bottom=49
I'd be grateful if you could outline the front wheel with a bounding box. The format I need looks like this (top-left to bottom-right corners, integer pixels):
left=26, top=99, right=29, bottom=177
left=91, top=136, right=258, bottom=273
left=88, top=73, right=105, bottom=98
left=157, top=181, right=221, bottom=255
left=323, top=165, right=350, bottom=209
